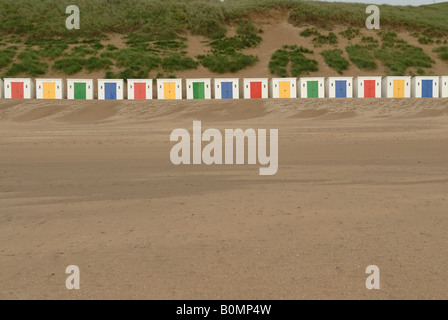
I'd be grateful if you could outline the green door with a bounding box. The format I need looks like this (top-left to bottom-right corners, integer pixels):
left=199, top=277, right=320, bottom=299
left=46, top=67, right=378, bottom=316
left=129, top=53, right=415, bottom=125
left=307, top=81, right=319, bottom=98
left=74, top=83, right=86, bottom=100
left=193, top=82, right=205, bottom=99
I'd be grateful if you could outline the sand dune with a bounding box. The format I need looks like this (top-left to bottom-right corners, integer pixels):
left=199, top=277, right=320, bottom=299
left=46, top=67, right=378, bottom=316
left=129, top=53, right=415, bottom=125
left=0, top=99, right=447, bottom=299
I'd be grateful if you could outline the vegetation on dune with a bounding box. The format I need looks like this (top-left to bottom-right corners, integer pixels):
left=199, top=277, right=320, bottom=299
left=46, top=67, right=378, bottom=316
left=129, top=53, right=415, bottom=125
left=197, top=20, right=261, bottom=73
left=339, top=27, right=360, bottom=41
left=5, top=48, right=48, bottom=76
left=321, top=49, right=350, bottom=75
left=1, top=0, right=447, bottom=39
left=346, top=45, right=377, bottom=71
left=433, top=46, right=448, bottom=62
left=269, top=45, right=317, bottom=77
left=374, top=31, right=434, bottom=75
left=0, top=46, right=18, bottom=68
left=0, top=0, right=447, bottom=77
left=300, top=28, right=338, bottom=47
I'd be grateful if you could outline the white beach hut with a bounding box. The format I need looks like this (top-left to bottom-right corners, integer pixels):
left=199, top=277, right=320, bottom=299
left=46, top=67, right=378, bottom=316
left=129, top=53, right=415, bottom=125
left=411, top=76, right=439, bottom=98
left=298, top=77, right=325, bottom=98
left=0, top=79, right=3, bottom=99
left=157, top=79, right=182, bottom=100
left=67, top=79, right=94, bottom=100
left=214, top=78, right=239, bottom=99
left=441, top=76, right=448, bottom=98
left=325, top=77, right=353, bottom=98
left=127, top=79, right=153, bottom=100
left=354, top=76, right=382, bottom=98
left=36, top=78, right=65, bottom=99
left=3, top=78, right=34, bottom=99
left=382, top=76, right=411, bottom=98
left=98, top=79, right=124, bottom=100
left=270, top=78, right=297, bottom=99
left=186, top=78, right=211, bottom=100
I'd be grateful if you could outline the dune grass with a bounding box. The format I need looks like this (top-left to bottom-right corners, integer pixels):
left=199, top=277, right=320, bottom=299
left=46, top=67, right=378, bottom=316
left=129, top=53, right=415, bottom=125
left=0, top=0, right=447, bottom=77
left=346, top=45, right=377, bottom=71
left=1, top=0, right=446, bottom=39
left=269, top=45, right=317, bottom=77
left=433, top=46, right=448, bottom=62
left=374, top=31, right=434, bottom=75
left=321, top=49, right=350, bottom=74
left=198, top=20, right=261, bottom=73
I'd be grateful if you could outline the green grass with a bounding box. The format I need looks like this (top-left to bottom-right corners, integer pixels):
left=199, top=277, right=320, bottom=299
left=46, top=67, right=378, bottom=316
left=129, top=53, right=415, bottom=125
left=300, top=28, right=338, bottom=47
left=0, top=0, right=447, bottom=78
left=199, top=20, right=261, bottom=73
left=339, top=27, right=360, bottom=40
left=52, top=56, right=85, bottom=75
left=0, top=0, right=447, bottom=39
left=434, top=46, right=448, bottom=62
left=0, top=46, right=18, bottom=68
left=209, top=20, right=262, bottom=53
left=197, top=52, right=258, bottom=73
left=269, top=45, right=317, bottom=77
left=52, top=55, right=112, bottom=74
left=418, top=37, right=434, bottom=45
left=374, top=32, right=434, bottom=75
left=4, top=48, right=48, bottom=76
left=71, top=45, right=97, bottom=57
left=321, top=49, right=349, bottom=74
left=346, top=45, right=377, bottom=71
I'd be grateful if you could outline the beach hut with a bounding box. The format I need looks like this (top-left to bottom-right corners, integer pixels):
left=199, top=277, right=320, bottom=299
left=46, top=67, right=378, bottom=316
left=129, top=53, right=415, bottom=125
left=67, top=79, right=94, bottom=100
left=3, top=78, right=34, bottom=99
left=98, top=79, right=124, bottom=100
left=411, top=76, right=439, bottom=98
left=243, top=78, right=269, bottom=99
left=441, top=76, right=448, bottom=98
left=270, top=78, right=297, bottom=99
left=354, top=76, right=382, bottom=98
left=382, top=76, right=411, bottom=98
left=214, top=78, right=239, bottom=99
left=298, top=77, right=325, bottom=98
left=157, top=79, right=182, bottom=100
left=325, top=77, right=353, bottom=98
left=0, top=79, right=3, bottom=99
left=186, top=78, right=211, bottom=100
left=36, top=79, right=65, bottom=99
left=127, top=79, right=152, bottom=100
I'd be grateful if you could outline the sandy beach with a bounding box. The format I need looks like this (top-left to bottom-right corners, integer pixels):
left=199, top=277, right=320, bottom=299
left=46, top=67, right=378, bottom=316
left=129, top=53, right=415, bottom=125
left=0, top=98, right=447, bottom=299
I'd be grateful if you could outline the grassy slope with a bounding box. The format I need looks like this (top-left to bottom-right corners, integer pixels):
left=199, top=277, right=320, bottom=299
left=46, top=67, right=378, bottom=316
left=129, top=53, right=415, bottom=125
left=0, top=0, right=447, bottom=78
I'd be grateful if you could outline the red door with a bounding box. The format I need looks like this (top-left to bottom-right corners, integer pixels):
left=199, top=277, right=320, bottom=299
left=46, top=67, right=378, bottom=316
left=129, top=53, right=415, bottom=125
left=11, top=82, right=24, bottom=99
left=250, top=82, right=262, bottom=99
left=364, top=80, right=376, bottom=98
left=134, top=83, right=146, bottom=100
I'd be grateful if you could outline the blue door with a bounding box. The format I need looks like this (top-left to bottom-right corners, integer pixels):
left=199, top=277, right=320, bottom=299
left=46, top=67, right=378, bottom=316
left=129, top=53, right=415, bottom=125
left=105, top=83, right=117, bottom=100
left=422, top=80, right=433, bottom=98
left=335, top=81, right=347, bottom=98
left=221, top=82, right=233, bottom=99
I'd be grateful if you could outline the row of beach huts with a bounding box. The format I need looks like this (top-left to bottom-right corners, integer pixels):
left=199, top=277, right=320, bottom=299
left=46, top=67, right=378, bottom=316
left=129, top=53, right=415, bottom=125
left=0, top=76, right=447, bottom=100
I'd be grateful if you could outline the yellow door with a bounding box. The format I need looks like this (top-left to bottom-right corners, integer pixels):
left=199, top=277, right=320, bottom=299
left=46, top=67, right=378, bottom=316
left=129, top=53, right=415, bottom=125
left=43, top=82, right=56, bottom=99
left=279, top=81, right=290, bottom=98
left=393, top=80, right=405, bottom=98
left=164, top=82, right=176, bottom=99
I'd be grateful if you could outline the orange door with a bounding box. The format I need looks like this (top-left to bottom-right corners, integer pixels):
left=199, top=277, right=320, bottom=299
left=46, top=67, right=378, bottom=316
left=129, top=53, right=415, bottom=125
left=279, top=81, right=290, bottom=98
left=43, top=82, right=56, bottom=99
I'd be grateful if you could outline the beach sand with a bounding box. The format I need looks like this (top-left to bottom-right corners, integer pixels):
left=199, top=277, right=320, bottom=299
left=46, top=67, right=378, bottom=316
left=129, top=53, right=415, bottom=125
left=0, top=98, right=447, bottom=299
